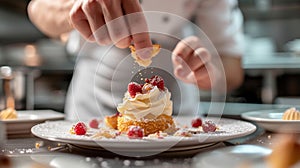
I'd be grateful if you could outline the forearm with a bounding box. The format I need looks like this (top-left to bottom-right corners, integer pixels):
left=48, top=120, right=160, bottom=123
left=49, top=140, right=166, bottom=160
left=27, top=0, right=74, bottom=38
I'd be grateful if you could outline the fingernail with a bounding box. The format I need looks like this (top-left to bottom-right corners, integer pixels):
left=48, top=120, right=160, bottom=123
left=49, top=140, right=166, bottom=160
left=175, top=56, right=182, bottom=64
left=136, top=48, right=152, bottom=60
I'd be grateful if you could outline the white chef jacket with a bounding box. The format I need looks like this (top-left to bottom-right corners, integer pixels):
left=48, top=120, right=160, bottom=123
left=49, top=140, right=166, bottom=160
left=65, top=0, right=244, bottom=121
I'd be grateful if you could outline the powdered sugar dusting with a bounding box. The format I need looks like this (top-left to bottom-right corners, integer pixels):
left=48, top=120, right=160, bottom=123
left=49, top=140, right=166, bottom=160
left=31, top=117, right=256, bottom=150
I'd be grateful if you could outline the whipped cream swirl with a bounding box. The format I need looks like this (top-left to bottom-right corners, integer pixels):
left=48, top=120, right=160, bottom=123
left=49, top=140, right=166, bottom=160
left=117, top=86, right=172, bottom=120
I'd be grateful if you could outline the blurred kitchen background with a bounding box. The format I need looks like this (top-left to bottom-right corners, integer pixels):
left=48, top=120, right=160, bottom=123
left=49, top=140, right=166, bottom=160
left=0, top=0, right=299, bottom=112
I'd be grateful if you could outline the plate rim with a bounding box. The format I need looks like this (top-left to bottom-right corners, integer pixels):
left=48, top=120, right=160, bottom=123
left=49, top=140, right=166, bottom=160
left=31, top=117, right=256, bottom=150
left=1, top=110, right=64, bottom=123
left=241, top=109, right=300, bottom=123
left=192, top=144, right=272, bottom=168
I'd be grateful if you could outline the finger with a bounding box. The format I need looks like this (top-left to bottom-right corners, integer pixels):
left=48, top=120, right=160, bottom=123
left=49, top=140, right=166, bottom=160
left=82, top=0, right=111, bottom=45
left=172, top=54, right=184, bottom=68
left=172, top=36, right=201, bottom=64
left=100, top=0, right=131, bottom=48
left=173, top=63, right=193, bottom=84
left=174, top=63, right=214, bottom=90
left=174, top=66, right=193, bottom=83
left=187, top=48, right=211, bottom=71
left=70, top=0, right=95, bottom=41
left=192, top=63, right=215, bottom=90
left=122, top=0, right=152, bottom=59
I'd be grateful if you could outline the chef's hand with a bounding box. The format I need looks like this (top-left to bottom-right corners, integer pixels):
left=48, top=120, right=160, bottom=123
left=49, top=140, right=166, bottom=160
left=172, top=36, right=220, bottom=90
left=70, top=0, right=152, bottom=59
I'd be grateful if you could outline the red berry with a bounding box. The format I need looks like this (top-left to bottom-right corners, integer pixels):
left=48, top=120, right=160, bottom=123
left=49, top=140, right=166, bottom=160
left=202, top=121, right=217, bottom=133
left=127, top=126, right=144, bottom=139
left=128, top=82, right=142, bottom=98
left=74, top=122, right=87, bottom=135
left=113, top=112, right=121, bottom=117
left=145, top=75, right=165, bottom=90
left=191, top=118, right=202, bottom=128
left=89, top=119, right=99, bottom=129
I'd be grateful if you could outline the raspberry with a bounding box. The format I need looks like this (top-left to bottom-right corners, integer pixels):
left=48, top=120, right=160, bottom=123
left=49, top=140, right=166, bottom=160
left=145, top=75, right=165, bottom=90
left=202, top=121, right=217, bottom=133
left=191, top=118, right=202, bottom=128
left=127, top=126, right=144, bottom=139
left=113, top=112, right=121, bottom=117
left=74, top=122, right=87, bottom=135
left=128, top=82, right=142, bottom=98
left=89, top=119, right=99, bottom=129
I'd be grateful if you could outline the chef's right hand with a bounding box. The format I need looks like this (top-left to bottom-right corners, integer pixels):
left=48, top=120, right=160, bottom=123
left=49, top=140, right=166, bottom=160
left=69, top=0, right=152, bottom=59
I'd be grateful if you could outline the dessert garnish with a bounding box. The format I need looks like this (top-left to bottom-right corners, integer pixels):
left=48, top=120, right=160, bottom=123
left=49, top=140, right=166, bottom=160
left=128, top=82, right=142, bottom=98
left=89, top=119, right=99, bottom=129
left=91, top=129, right=116, bottom=139
left=191, top=117, right=202, bottom=128
left=174, top=130, right=193, bottom=137
left=282, top=107, right=300, bottom=120
left=147, top=131, right=168, bottom=139
left=127, top=126, right=144, bottom=139
left=145, top=75, right=165, bottom=91
left=0, top=108, right=17, bottom=120
left=129, top=44, right=160, bottom=67
left=202, top=121, right=217, bottom=133
left=71, top=122, right=87, bottom=135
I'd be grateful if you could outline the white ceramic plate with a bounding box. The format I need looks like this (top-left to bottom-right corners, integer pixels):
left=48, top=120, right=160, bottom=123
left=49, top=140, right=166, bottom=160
left=31, top=117, right=256, bottom=156
left=241, top=109, right=300, bottom=133
left=1, top=110, right=64, bottom=135
left=192, top=145, right=272, bottom=168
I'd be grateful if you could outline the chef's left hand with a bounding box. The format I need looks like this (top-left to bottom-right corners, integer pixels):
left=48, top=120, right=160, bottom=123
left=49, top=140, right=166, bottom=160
left=172, top=36, right=219, bottom=90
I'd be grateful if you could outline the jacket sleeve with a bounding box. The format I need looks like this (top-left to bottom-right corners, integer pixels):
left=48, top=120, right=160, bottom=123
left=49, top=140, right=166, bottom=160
left=195, top=0, right=244, bottom=57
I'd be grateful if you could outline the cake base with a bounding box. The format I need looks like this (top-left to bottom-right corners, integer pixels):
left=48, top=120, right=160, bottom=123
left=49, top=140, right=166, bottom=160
left=117, top=114, right=174, bottom=136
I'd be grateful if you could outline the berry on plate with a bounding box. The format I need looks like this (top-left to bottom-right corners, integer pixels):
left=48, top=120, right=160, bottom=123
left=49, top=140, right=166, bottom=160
left=89, top=119, right=99, bottom=129
left=127, top=126, right=144, bottom=139
left=202, top=121, right=217, bottom=133
left=191, top=117, right=202, bottom=128
left=74, top=122, right=87, bottom=135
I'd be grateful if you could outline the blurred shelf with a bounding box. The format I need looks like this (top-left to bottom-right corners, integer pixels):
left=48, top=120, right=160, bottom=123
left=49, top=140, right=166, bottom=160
left=243, top=52, right=300, bottom=70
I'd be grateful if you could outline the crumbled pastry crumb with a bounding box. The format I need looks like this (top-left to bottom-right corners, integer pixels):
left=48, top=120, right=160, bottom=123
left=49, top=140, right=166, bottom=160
left=174, top=130, right=193, bottom=137
left=104, top=113, right=119, bottom=129
left=129, top=44, right=160, bottom=67
left=92, top=128, right=117, bottom=139
left=187, top=128, right=202, bottom=134
left=35, top=141, right=44, bottom=149
left=147, top=131, right=168, bottom=139
left=69, top=125, right=75, bottom=134
left=162, top=123, right=178, bottom=135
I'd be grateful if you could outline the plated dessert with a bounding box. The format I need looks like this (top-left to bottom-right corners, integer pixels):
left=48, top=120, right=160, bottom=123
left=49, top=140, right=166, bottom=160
left=266, top=134, right=300, bottom=168
left=282, top=107, right=300, bottom=120
left=116, top=75, right=175, bottom=136
left=70, top=75, right=218, bottom=140
left=0, top=108, right=17, bottom=120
